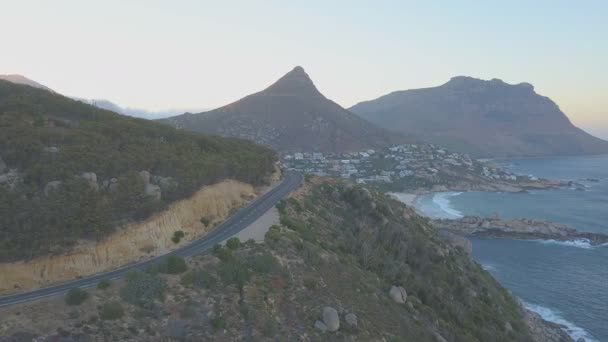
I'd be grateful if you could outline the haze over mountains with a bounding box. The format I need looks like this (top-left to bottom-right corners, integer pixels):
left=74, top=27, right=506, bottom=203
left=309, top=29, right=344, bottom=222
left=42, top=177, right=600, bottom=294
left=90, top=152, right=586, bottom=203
left=74, top=98, right=206, bottom=120
left=350, top=76, right=608, bottom=157
left=0, top=74, right=201, bottom=120
left=161, top=66, right=403, bottom=153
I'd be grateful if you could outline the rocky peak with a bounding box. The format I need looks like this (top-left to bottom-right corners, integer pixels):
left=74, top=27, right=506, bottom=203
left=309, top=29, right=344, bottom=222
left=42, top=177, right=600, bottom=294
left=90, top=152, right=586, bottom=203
left=445, top=75, right=535, bottom=93
left=262, top=66, right=321, bottom=96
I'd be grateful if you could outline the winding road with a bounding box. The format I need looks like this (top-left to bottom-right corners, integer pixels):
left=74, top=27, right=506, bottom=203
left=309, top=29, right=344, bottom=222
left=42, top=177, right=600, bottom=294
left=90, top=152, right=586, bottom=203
left=0, top=171, right=303, bottom=308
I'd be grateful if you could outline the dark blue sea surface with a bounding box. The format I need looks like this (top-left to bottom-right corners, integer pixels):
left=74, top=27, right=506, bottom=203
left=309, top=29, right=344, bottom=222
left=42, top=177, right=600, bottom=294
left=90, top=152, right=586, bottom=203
left=415, top=155, right=608, bottom=341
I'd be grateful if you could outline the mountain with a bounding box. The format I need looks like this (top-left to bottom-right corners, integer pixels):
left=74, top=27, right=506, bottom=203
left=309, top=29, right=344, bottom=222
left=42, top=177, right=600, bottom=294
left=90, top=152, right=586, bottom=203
left=0, top=80, right=276, bottom=261
left=161, top=66, right=402, bottom=153
left=75, top=98, right=207, bottom=120
left=350, top=76, right=608, bottom=157
left=0, top=74, right=53, bottom=92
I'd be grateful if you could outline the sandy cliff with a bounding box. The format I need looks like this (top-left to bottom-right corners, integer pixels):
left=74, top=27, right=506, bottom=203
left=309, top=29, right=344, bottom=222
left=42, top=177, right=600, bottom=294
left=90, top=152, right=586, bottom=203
left=0, top=179, right=257, bottom=293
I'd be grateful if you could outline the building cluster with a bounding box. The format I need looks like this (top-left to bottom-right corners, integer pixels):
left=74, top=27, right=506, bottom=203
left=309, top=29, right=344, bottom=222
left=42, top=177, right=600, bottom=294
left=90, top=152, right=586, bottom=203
left=281, top=144, right=522, bottom=185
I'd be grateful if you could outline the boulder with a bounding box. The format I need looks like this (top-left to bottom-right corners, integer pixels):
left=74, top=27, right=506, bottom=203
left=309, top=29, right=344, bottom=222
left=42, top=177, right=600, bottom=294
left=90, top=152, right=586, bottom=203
left=145, top=183, right=162, bottom=201
left=322, top=307, right=340, bottom=332
left=80, top=172, right=98, bottom=191
left=314, top=320, right=327, bottom=332
left=389, top=286, right=407, bottom=304
left=42, top=146, right=59, bottom=153
left=345, top=313, right=358, bottom=327
left=165, top=319, right=187, bottom=339
left=44, top=181, right=63, bottom=196
left=0, top=156, right=6, bottom=173
left=108, top=178, right=119, bottom=192
left=139, top=170, right=151, bottom=186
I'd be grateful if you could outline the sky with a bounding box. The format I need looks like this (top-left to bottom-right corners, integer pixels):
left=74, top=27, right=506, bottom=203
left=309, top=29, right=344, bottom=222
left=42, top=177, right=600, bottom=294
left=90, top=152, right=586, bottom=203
left=1, top=0, right=607, bottom=138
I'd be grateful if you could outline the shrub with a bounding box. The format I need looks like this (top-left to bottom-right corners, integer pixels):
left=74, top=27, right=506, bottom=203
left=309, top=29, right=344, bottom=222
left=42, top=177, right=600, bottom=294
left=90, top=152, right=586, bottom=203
left=120, top=270, right=167, bottom=309
left=147, top=255, right=188, bottom=274
left=211, top=315, right=226, bottom=332
left=97, top=279, right=112, bottom=290
left=100, top=301, right=124, bottom=320
left=250, top=253, right=280, bottom=274
left=213, top=245, right=233, bottom=262
left=262, top=318, right=277, bottom=336
left=200, top=216, right=212, bottom=227
left=65, top=288, right=89, bottom=306
left=265, top=225, right=281, bottom=243
left=217, top=259, right=250, bottom=288
left=226, top=237, right=241, bottom=250
left=303, top=278, right=318, bottom=290
left=171, top=230, right=185, bottom=244
left=181, top=270, right=217, bottom=289
left=165, top=255, right=188, bottom=274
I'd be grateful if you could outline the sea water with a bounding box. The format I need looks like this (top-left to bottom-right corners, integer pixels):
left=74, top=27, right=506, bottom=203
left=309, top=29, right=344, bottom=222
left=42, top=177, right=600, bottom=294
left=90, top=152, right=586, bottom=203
left=413, top=154, right=608, bottom=341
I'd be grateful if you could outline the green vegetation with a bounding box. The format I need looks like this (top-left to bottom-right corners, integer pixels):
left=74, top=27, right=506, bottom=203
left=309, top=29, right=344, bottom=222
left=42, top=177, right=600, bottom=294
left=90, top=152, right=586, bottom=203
left=171, top=230, right=185, bottom=244
left=120, top=270, right=167, bottom=309
left=225, top=237, right=241, bottom=250
left=249, top=253, right=280, bottom=274
left=147, top=255, right=188, bottom=275
left=211, top=315, right=227, bottom=332
left=217, top=258, right=251, bottom=289
left=200, top=216, right=212, bottom=227
left=0, top=80, right=276, bottom=261
left=64, top=288, right=89, bottom=306
left=100, top=301, right=124, bottom=320
left=96, top=279, right=112, bottom=290
left=212, top=244, right=233, bottom=262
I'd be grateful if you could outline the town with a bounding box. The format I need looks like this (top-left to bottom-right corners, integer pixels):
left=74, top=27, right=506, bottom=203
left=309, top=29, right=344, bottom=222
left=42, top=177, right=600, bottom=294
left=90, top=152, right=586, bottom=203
left=281, top=144, right=528, bottom=190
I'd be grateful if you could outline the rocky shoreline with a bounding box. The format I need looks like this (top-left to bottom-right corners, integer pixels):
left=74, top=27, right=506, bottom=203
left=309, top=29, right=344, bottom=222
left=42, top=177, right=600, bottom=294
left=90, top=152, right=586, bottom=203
left=433, top=216, right=608, bottom=246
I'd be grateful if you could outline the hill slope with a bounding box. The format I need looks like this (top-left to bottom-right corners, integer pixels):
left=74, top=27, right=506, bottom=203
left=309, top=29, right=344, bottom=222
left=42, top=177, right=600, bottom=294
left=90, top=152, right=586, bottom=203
left=0, top=80, right=277, bottom=261
left=350, top=76, right=608, bottom=157
left=0, top=179, right=571, bottom=341
left=161, top=66, right=401, bottom=153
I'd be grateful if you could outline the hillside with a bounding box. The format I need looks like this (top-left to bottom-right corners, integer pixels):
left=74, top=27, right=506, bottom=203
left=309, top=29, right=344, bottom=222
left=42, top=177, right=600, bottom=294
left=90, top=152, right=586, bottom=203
left=161, top=66, right=402, bottom=153
left=350, top=76, right=608, bottom=157
left=0, top=80, right=277, bottom=262
left=0, top=179, right=571, bottom=341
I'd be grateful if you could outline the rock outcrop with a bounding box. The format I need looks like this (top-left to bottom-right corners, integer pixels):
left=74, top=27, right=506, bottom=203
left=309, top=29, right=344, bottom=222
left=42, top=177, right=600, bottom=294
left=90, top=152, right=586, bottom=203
left=0, top=156, right=6, bottom=173
left=389, top=286, right=408, bottom=304
left=434, top=216, right=608, bottom=246
left=524, top=309, right=574, bottom=342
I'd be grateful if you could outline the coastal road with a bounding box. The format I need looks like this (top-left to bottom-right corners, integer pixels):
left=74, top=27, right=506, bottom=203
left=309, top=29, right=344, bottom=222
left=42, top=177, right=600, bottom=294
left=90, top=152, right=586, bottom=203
left=0, top=171, right=303, bottom=308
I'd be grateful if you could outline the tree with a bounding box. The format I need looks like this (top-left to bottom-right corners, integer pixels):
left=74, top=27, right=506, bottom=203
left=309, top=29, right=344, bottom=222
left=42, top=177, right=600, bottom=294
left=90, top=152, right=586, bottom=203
left=65, top=288, right=89, bottom=306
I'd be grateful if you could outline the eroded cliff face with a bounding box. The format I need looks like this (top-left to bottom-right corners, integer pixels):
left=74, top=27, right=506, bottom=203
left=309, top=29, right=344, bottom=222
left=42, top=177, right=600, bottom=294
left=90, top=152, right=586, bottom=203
left=0, top=179, right=256, bottom=293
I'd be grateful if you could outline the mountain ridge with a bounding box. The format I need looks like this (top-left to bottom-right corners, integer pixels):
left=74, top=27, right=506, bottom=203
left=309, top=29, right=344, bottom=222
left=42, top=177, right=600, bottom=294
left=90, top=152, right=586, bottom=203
left=350, top=76, right=608, bottom=157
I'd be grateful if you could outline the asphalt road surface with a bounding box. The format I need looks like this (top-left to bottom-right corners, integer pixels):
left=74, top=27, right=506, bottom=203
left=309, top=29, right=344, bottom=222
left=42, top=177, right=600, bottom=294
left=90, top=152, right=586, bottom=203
left=0, top=171, right=303, bottom=308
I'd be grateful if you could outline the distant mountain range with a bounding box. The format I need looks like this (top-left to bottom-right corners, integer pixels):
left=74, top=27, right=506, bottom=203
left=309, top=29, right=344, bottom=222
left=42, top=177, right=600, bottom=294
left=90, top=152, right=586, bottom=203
left=160, top=66, right=404, bottom=153
left=74, top=98, right=206, bottom=120
left=350, top=76, right=608, bottom=157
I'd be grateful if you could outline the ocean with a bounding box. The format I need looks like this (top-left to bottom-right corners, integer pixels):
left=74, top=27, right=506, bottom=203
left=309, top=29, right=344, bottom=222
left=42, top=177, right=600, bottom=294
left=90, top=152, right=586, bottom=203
left=412, top=154, right=608, bottom=342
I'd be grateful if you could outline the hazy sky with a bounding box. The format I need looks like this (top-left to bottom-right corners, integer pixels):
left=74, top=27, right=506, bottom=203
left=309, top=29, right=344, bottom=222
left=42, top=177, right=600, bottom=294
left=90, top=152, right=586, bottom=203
left=2, top=0, right=607, bottom=138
